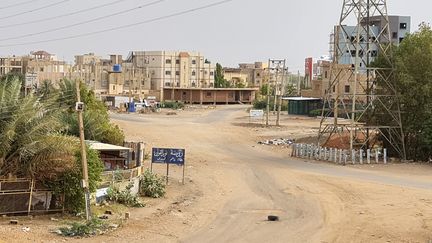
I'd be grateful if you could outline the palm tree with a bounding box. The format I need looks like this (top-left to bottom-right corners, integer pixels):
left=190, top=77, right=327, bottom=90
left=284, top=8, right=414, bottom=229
left=0, top=77, right=77, bottom=179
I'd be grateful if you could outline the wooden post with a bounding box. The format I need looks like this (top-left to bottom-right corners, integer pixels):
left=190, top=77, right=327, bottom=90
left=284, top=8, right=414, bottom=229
left=76, top=80, right=91, bottom=221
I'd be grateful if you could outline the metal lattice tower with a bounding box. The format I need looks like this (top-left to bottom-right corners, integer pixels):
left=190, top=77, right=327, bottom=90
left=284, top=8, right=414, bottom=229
left=318, top=0, right=406, bottom=159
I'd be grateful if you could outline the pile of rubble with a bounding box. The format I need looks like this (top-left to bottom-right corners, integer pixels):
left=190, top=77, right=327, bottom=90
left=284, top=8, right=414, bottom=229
left=258, top=138, right=294, bottom=146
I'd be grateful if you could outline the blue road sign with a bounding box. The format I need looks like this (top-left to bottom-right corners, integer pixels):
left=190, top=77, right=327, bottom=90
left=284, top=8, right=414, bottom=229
left=152, top=148, right=185, bottom=165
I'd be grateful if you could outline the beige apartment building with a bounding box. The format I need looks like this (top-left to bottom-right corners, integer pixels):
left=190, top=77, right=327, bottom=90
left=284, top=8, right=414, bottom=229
left=72, top=51, right=215, bottom=100
left=223, top=62, right=266, bottom=88
left=0, top=51, right=70, bottom=89
left=128, top=51, right=215, bottom=90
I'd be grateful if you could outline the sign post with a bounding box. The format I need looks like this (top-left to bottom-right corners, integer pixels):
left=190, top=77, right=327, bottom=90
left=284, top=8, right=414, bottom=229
left=151, top=148, right=186, bottom=185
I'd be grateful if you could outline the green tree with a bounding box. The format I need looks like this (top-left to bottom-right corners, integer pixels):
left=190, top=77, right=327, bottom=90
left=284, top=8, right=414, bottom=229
left=214, top=63, right=230, bottom=88
left=58, top=79, right=125, bottom=145
left=0, top=77, right=77, bottom=178
left=374, top=23, right=432, bottom=160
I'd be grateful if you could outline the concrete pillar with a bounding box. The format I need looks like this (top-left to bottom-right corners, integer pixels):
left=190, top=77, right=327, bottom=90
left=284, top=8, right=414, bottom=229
left=324, top=148, right=328, bottom=161
left=352, top=149, right=356, bottom=164
left=359, top=150, right=363, bottom=164
left=383, top=148, right=387, bottom=164
left=213, top=91, right=217, bottom=105
left=375, top=149, right=379, bottom=163
left=367, top=149, right=371, bottom=164
left=339, top=149, right=343, bottom=164
left=343, top=150, right=347, bottom=165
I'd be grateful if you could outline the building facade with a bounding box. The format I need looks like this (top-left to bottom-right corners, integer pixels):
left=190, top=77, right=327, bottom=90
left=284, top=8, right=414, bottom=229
left=127, top=51, right=215, bottom=90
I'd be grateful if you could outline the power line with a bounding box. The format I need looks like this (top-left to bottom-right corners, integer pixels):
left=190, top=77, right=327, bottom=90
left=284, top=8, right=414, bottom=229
left=0, top=0, right=129, bottom=29
left=0, top=0, right=71, bottom=20
left=0, top=0, right=235, bottom=47
left=0, top=0, right=165, bottom=42
left=0, top=0, right=42, bottom=11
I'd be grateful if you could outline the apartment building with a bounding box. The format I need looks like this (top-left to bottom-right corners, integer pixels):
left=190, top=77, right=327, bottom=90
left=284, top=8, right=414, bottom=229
left=0, top=51, right=70, bottom=89
left=222, top=62, right=266, bottom=88
left=335, top=15, right=411, bottom=66
left=127, top=51, right=215, bottom=90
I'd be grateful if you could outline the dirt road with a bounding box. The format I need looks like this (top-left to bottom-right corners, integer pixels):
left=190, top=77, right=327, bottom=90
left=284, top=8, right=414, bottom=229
left=2, top=105, right=431, bottom=242
left=107, top=106, right=432, bottom=243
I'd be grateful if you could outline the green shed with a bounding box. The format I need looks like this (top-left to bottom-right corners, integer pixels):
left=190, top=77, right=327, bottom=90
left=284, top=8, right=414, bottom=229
left=285, top=97, right=322, bottom=116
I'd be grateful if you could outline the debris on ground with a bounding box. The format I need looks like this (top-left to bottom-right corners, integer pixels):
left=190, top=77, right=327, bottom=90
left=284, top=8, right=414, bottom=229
left=258, top=138, right=294, bottom=146
left=267, top=215, right=279, bottom=221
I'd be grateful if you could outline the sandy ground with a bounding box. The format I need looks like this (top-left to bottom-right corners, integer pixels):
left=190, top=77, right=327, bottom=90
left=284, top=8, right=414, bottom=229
left=2, top=105, right=432, bottom=243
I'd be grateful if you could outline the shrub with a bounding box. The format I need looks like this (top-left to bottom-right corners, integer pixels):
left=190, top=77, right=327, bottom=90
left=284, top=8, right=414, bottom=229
left=161, top=101, right=185, bottom=110
left=253, top=99, right=268, bottom=110
left=309, top=109, right=323, bottom=117
left=58, top=218, right=108, bottom=237
left=106, top=182, right=145, bottom=207
left=46, top=148, right=104, bottom=214
left=139, top=170, right=166, bottom=198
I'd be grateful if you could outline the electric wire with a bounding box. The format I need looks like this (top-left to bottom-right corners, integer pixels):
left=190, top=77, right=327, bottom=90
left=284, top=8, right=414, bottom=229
left=0, top=0, right=71, bottom=20
left=0, top=0, right=235, bottom=47
left=0, top=0, right=165, bottom=42
left=0, top=0, right=129, bottom=29
left=0, top=0, right=42, bottom=11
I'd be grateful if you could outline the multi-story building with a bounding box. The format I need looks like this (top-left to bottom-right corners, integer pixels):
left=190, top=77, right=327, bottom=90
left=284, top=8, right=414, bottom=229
left=127, top=51, right=215, bottom=90
left=222, top=62, right=266, bottom=88
left=302, top=15, right=411, bottom=99
left=336, top=15, right=410, bottom=66
left=0, top=51, right=70, bottom=89
left=0, top=56, right=23, bottom=75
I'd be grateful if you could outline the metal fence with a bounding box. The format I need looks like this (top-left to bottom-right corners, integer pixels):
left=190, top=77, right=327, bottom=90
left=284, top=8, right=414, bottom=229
left=0, top=179, right=64, bottom=215
left=291, top=143, right=388, bottom=165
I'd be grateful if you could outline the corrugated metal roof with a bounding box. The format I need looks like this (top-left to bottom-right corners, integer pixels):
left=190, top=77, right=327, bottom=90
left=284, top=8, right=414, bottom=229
left=86, top=140, right=131, bottom=151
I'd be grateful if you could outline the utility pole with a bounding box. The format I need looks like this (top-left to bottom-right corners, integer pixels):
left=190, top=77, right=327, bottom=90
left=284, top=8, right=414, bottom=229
left=276, top=61, right=287, bottom=126
left=75, top=79, right=91, bottom=221
left=266, top=59, right=271, bottom=126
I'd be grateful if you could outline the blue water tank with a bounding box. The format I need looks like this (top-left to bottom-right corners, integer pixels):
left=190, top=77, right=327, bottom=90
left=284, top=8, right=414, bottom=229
left=113, top=64, right=122, bottom=72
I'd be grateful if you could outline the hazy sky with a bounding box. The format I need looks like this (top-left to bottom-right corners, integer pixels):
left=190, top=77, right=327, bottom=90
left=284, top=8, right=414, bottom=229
left=0, top=0, right=430, bottom=71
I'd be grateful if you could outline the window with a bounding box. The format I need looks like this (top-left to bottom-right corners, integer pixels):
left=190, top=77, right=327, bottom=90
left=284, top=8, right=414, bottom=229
left=332, top=86, right=336, bottom=92
left=192, top=71, right=196, bottom=76
left=112, top=85, right=116, bottom=90
left=256, top=73, right=260, bottom=77
left=400, top=23, right=407, bottom=29
left=392, top=32, right=398, bottom=39
left=210, top=71, right=214, bottom=76
left=324, top=71, right=328, bottom=79
left=345, top=85, right=350, bottom=93
left=192, top=82, right=196, bottom=87
left=204, top=71, right=208, bottom=75
left=175, top=71, right=180, bottom=76
left=192, top=60, right=196, bottom=65
left=165, top=70, right=171, bottom=75
left=176, top=59, right=180, bottom=64
left=166, top=59, right=172, bottom=64
left=165, top=82, right=171, bottom=87
left=40, top=67, right=44, bottom=72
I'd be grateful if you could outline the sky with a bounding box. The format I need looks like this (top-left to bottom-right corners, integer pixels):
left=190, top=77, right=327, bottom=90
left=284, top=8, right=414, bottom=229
left=0, top=0, right=430, bottom=72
